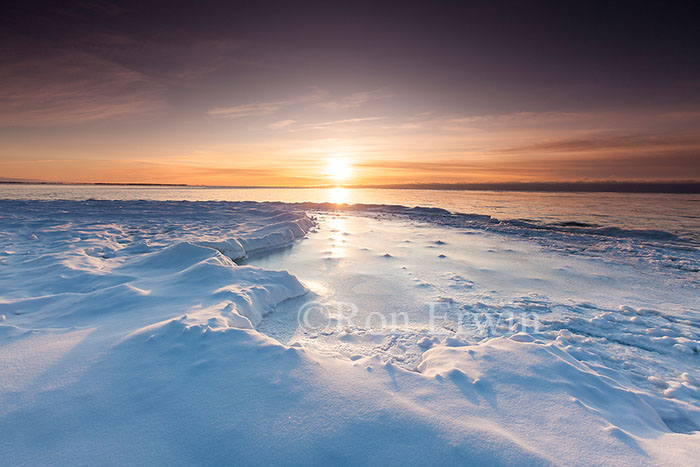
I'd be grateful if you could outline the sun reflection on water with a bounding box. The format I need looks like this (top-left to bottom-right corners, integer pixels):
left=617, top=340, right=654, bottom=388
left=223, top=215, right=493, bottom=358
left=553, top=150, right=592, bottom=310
left=327, top=215, right=346, bottom=258
left=330, top=186, right=347, bottom=204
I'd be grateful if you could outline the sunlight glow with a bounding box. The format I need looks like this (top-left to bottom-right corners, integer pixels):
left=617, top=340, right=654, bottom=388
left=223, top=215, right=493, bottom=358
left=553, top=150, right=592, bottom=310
left=326, top=157, right=352, bottom=183
left=327, top=216, right=346, bottom=258
left=330, top=186, right=347, bottom=204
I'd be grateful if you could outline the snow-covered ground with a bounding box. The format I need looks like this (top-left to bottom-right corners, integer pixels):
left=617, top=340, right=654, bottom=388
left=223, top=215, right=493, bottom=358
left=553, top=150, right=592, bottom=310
left=1, top=200, right=699, bottom=466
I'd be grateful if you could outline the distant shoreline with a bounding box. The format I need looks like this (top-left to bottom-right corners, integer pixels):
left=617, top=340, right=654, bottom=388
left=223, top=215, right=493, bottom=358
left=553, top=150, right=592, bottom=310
left=0, top=181, right=189, bottom=187
left=1, top=181, right=699, bottom=194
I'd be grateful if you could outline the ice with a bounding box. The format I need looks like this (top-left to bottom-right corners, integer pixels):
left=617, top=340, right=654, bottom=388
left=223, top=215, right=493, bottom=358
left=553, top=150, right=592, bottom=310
left=1, top=199, right=699, bottom=465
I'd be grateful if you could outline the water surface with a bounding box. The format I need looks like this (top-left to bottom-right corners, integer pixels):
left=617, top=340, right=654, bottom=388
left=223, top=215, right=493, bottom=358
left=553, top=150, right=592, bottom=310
left=1, top=184, right=699, bottom=242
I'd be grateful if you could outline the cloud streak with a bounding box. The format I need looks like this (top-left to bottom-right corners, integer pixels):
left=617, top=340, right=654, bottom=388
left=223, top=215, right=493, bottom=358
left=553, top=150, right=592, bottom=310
left=207, top=88, right=391, bottom=119
left=314, top=89, right=392, bottom=110
left=289, top=116, right=387, bottom=131
left=208, top=101, right=285, bottom=118
left=267, top=119, right=296, bottom=129
left=494, top=133, right=700, bottom=155
left=0, top=51, right=164, bottom=126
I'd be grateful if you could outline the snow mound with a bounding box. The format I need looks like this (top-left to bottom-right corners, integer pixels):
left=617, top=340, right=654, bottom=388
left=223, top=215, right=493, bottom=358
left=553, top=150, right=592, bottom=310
left=419, top=337, right=700, bottom=463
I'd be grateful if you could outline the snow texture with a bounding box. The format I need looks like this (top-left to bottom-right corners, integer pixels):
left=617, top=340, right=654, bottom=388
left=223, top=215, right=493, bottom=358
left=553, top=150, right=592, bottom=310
left=1, top=200, right=699, bottom=466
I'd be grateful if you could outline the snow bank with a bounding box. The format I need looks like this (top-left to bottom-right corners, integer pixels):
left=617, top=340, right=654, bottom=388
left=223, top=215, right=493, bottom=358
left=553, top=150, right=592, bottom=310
left=0, top=201, right=313, bottom=328
left=421, top=336, right=698, bottom=434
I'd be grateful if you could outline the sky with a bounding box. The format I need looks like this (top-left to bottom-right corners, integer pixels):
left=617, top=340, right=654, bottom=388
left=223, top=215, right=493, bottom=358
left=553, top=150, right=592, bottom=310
left=1, top=0, right=699, bottom=186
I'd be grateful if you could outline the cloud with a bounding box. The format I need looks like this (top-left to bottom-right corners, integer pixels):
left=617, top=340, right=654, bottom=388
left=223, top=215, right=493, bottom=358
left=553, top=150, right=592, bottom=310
left=0, top=51, right=164, bottom=126
left=368, top=111, right=590, bottom=134
left=292, top=116, right=387, bottom=131
left=355, top=159, right=488, bottom=173
left=495, top=133, right=700, bottom=155
left=207, top=88, right=326, bottom=119
left=208, top=101, right=286, bottom=118
left=353, top=147, right=700, bottom=182
left=445, top=112, right=581, bottom=125
left=95, top=38, right=247, bottom=83
left=314, top=89, right=393, bottom=110
left=207, top=88, right=389, bottom=119
left=267, top=119, right=296, bottom=129
left=656, top=111, right=700, bottom=121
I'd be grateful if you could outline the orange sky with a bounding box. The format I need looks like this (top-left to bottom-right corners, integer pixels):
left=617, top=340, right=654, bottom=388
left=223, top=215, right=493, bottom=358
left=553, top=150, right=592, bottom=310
left=2, top=106, right=699, bottom=186
left=2, top=3, right=699, bottom=186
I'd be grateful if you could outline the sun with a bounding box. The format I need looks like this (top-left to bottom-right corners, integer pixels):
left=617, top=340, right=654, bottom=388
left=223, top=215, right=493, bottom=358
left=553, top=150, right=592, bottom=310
left=325, top=157, right=351, bottom=183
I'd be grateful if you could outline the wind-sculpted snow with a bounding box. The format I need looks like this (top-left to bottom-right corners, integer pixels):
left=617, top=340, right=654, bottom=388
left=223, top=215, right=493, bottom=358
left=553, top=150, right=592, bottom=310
left=0, top=200, right=313, bottom=325
left=1, top=200, right=699, bottom=466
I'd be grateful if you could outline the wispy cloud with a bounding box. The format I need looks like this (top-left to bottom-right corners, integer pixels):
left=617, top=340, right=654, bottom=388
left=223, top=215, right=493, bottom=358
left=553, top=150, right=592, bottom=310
left=0, top=51, right=164, bottom=126
left=314, top=89, right=392, bottom=110
left=208, top=101, right=286, bottom=118
left=439, top=112, right=584, bottom=131
left=207, top=88, right=390, bottom=119
left=352, top=148, right=700, bottom=182
left=495, top=133, right=700, bottom=155
left=267, top=119, right=297, bottom=129
left=206, top=88, right=326, bottom=119
left=291, top=116, right=387, bottom=131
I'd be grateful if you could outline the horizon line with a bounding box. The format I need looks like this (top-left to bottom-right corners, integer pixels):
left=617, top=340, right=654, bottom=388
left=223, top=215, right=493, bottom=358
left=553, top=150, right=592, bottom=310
left=2, top=180, right=700, bottom=194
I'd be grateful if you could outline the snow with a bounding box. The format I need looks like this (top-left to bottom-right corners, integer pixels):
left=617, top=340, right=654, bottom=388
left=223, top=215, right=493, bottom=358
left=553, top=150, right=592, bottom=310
left=1, top=199, right=699, bottom=465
